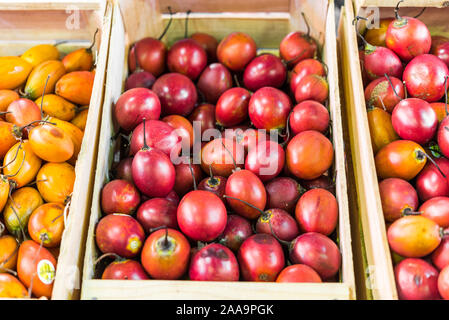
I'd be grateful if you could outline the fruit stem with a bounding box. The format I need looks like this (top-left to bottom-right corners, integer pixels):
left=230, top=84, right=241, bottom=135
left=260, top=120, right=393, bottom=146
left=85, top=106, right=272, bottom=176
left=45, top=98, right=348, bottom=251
left=220, top=140, right=238, bottom=170
left=149, top=225, right=167, bottom=233
left=163, top=227, right=169, bottom=248
left=378, top=96, right=387, bottom=111
left=352, top=16, right=369, bottom=47
left=280, top=112, right=292, bottom=148
left=233, top=74, right=241, bottom=88
left=0, top=140, right=22, bottom=169
left=87, top=28, right=99, bottom=52
left=19, top=119, right=56, bottom=131
left=4, top=145, right=26, bottom=179
left=158, top=6, right=174, bottom=41
left=413, top=7, right=426, bottom=19
left=394, top=0, right=404, bottom=20
left=184, top=10, right=192, bottom=39
left=283, top=48, right=307, bottom=66
left=384, top=73, right=402, bottom=101
left=0, top=221, right=4, bottom=236
left=401, top=208, right=421, bottom=216
left=268, top=219, right=290, bottom=246
left=9, top=200, right=27, bottom=243
left=417, top=150, right=446, bottom=178
left=187, top=158, right=197, bottom=190
left=39, top=75, right=51, bottom=118
left=223, top=195, right=264, bottom=216
left=94, top=252, right=122, bottom=265
left=403, top=81, right=408, bottom=99
left=300, top=12, right=311, bottom=38
left=141, top=118, right=150, bottom=151
left=208, top=164, right=219, bottom=185
left=440, top=227, right=449, bottom=239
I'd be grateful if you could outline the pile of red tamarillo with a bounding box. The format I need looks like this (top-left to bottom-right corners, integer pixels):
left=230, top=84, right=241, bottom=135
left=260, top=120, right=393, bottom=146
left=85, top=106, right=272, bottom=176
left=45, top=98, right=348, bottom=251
left=358, top=0, right=449, bottom=300
left=94, top=8, right=342, bottom=285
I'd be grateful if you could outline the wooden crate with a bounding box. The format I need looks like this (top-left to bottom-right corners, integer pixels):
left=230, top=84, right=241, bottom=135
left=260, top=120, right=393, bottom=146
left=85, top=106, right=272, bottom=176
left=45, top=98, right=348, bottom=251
left=337, top=0, right=449, bottom=300
left=0, top=0, right=113, bottom=300
left=81, top=0, right=355, bottom=300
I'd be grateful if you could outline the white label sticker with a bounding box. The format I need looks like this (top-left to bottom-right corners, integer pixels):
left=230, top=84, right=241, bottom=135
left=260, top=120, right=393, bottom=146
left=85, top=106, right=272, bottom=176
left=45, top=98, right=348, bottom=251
left=37, top=259, right=56, bottom=285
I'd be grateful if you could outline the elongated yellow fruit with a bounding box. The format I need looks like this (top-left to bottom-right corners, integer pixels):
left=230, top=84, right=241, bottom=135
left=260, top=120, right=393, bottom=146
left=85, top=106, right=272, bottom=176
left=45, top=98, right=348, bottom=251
left=21, top=44, right=59, bottom=67
left=0, top=57, right=32, bottom=90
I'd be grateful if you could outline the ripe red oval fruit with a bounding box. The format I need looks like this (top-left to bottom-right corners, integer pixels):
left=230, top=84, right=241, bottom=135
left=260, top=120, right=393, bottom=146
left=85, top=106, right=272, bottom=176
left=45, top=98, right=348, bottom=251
left=189, top=243, right=239, bottom=281
left=386, top=16, right=431, bottom=62
left=439, top=265, right=449, bottom=300
left=6, top=98, right=41, bottom=127
left=238, top=234, right=285, bottom=282
left=125, top=70, right=156, bottom=91
left=295, top=188, right=338, bottom=235
left=197, top=63, right=232, bottom=104
left=136, top=198, right=178, bottom=231
left=225, top=170, right=266, bottom=219
left=432, top=236, right=449, bottom=270
left=248, top=87, right=292, bottom=131
left=188, top=103, right=215, bottom=137
left=289, top=100, right=329, bottom=135
left=173, top=159, right=203, bottom=196
left=162, top=115, right=193, bottom=150
left=294, top=75, right=329, bottom=104
left=363, top=44, right=403, bottom=80
left=432, top=41, right=449, bottom=68
left=215, top=87, right=250, bottom=127
left=95, top=214, right=145, bottom=258
left=290, top=59, right=325, bottom=94
left=364, top=76, right=404, bottom=111
left=167, top=39, right=207, bottom=80
left=402, top=54, right=449, bottom=102
left=415, top=158, right=449, bottom=201
left=190, top=32, right=218, bottom=63
left=266, top=177, right=302, bottom=214
left=280, top=31, right=317, bottom=67
left=128, top=37, right=166, bottom=77
left=256, top=208, right=299, bottom=241
left=102, top=259, right=149, bottom=280
left=379, top=178, right=418, bottom=222
left=419, top=197, right=449, bottom=228
left=289, top=232, right=341, bottom=279
left=114, top=158, right=134, bottom=183
left=245, top=140, right=285, bottom=182
left=217, top=32, right=257, bottom=71
left=114, top=88, right=161, bottom=131
left=395, top=258, right=440, bottom=300
left=438, top=117, right=449, bottom=159
left=141, top=228, right=190, bottom=280
left=101, top=179, right=140, bottom=215
left=177, top=190, right=227, bottom=242
left=243, top=54, right=286, bottom=91
left=198, top=175, right=227, bottom=201
left=217, top=214, right=253, bottom=252
left=387, top=215, right=442, bottom=258
left=152, top=73, right=197, bottom=116
left=276, top=264, right=322, bottom=283
left=200, top=138, right=245, bottom=177
left=286, top=130, right=334, bottom=180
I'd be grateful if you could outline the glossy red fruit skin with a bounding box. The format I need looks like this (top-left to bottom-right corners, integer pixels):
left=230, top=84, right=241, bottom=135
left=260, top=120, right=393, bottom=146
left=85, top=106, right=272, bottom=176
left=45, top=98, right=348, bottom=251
left=173, top=160, right=203, bottom=196
left=217, top=214, right=253, bottom=252
left=438, top=117, right=449, bottom=158
left=190, top=32, right=218, bottom=63
left=225, top=126, right=269, bottom=152
left=248, top=87, right=292, bottom=131
left=165, top=190, right=179, bottom=205
left=364, top=76, right=404, bottom=112
left=6, top=98, right=41, bottom=128
left=200, top=138, right=245, bottom=177
left=188, top=103, right=215, bottom=137
left=245, top=140, right=285, bottom=182
left=128, top=38, right=166, bottom=77
left=217, top=32, right=257, bottom=71
left=378, top=178, right=418, bottom=222
left=280, top=32, right=317, bottom=68
left=215, top=87, right=250, bottom=127
left=114, top=158, right=134, bottom=183
left=294, top=75, right=329, bottom=104
left=394, top=258, right=440, bottom=300
left=125, top=71, right=156, bottom=91
left=290, top=59, right=325, bottom=94
left=432, top=236, right=449, bottom=270
left=439, top=265, right=449, bottom=300
left=197, top=63, right=232, bottom=104
left=129, top=119, right=181, bottom=156
left=416, top=158, right=449, bottom=201
left=167, top=39, right=207, bottom=80
left=386, top=17, right=431, bottom=62
left=289, top=100, right=329, bottom=135
left=189, top=243, right=239, bottom=281
left=243, top=54, right=287, bottom=91
left=141, top=228, right=190, bottom=280
left=256, top=208, right=299, bottom=241
left=432, top=41, right=449, bottom=68
left=266, top=177, right=302, bottom=214
left=286, top=130, right=334, bottom=180
left=198, top=176, right=227, bottom=201
left=152, top=73, right=197, bottom=116
left=132, top=148, right=175, bottom=198
left=114, top=88, right=161, bottom=131
left=136, top=198, right=178, bottom=231
left=363, top=44, right=403, bottom=80
left=289, top=232, right=341, bottom=279
left=225, top=170, right=267, bottom=219
left=391, top=98, right=437, bottom=145
left=295, top=188, right=338, bottom=235
left=419, top=197, right=449, bottom=228
left=403, top=54, right=449, bottom=102
left=177, top=190, right=227, bottom=242
left=276, top=264, right=322, bottom=283
left=102, top=260, right=149, bottom=280
left=101, top=179, right=140, bottom=215
left=238, top=234, right=285, bottom=282
left=95, top=214, right=145, bottom=258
